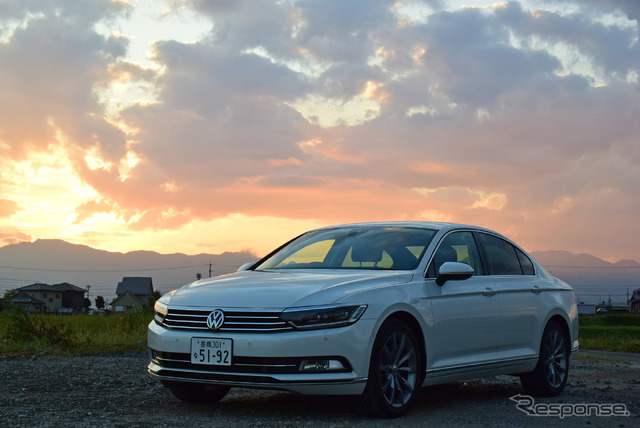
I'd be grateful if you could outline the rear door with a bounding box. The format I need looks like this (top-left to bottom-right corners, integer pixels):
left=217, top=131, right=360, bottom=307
left=476, top=232, right=541, bottom=360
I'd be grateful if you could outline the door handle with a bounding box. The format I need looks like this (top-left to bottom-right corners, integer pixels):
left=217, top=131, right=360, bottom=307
left=531, top=285, right=542, bottom=295
left=483, top=287, right=496, bottom=297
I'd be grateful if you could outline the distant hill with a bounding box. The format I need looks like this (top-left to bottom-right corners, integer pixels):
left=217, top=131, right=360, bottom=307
left=0, top=239, right=258, bottom=302
left=530, top=250, right=639, bottom=305
left=1, top=240, right=637, bottom=306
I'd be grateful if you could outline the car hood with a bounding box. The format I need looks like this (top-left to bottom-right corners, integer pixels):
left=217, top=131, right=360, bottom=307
left=167, top=270, right=413, bottom=308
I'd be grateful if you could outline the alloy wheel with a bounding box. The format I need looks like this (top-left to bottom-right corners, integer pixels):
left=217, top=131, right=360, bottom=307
left=544, top=329, right=568, bottom=388
left=379, top=331, right=418, bottom=407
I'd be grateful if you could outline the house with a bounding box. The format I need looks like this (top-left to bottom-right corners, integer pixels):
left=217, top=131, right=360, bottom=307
left=14, top=283, right=63, bottom=313
left=111, top=277, right=154, bottom=312
left=10, top=293, right=46, bottom=313
left=577, top=303, right=597, bottom=315
left=630, top=288, right=640, bottom=314
left=12, top=282, right=88, bottom=313
left=52, top=282, right=87, bottom=312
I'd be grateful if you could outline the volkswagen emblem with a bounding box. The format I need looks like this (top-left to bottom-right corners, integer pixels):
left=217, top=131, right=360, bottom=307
left=207, top=309, right=225, bottom=330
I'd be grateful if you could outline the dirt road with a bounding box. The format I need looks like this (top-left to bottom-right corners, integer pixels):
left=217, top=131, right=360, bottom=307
left=1, top=351, right=638, bottom=427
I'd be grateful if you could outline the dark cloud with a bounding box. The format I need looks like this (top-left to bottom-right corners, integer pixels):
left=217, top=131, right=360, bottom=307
left=552, top=0, right=640, bottom=23
left=0, top=0, right=128, bottom=161
left=256, top=175, right=325, bottom=188
left=500, top=2, right=639, bottom=77
left=416, top=7, right=561, bottom=105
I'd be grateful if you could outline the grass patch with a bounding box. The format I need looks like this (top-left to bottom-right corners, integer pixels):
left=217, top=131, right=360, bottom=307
left=578, top=314, right=640, bottom=354
left=0, top=308, right=152, bottom=356
left=2, top=309, right=639, bottom=356
left=579, top=313, right=640, bottom=327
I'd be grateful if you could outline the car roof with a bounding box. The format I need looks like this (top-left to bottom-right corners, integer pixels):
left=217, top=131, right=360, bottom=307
left=313, top=221, right=499, bottom=235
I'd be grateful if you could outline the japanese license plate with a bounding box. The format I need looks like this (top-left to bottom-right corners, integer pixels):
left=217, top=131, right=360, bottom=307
left=190, top=338, right=232, bottom=366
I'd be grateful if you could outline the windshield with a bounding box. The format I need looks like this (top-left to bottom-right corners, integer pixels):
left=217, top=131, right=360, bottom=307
left=254, top=226, right=437, bottom=271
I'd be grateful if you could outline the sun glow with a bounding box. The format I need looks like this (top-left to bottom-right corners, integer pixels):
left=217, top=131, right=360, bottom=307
left=0, top=144, right=101, bottom=244
left=85, top=146, right=113, bottom=171
left=470, top=191, right=506, bottom=210
left=287, top=93, right=382, bottom=128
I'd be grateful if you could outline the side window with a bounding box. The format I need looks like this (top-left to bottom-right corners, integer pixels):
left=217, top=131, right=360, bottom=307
left=427, top=231, right=482, bottom=278
left=516, top=247, right=535, bottom=275
left=478, top=233, right=525, bottom=275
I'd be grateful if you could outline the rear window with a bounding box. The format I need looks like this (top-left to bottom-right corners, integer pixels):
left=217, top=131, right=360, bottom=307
left=477, top=233, right=535, bottom=276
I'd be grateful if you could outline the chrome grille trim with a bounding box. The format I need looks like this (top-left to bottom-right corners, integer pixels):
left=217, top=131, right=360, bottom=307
left=161, top=307, right=294, bottom=332
left=149, top=350, right=353, bottom=377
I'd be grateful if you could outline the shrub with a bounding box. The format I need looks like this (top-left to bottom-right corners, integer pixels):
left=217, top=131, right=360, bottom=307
left=0, top=309, right=153, bottom=355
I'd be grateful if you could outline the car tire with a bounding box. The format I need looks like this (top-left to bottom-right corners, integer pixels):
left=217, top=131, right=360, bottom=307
left=357, top=319, right=422, bottom=418
left=520, top=320, right=569, bottom=396
left=164, top=382, right=231, bottom=404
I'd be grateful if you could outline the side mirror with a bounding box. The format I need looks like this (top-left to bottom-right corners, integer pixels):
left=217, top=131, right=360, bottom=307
left=436, top=262, right=474, bottom=286
left=237, top=262, right=255, bottom=272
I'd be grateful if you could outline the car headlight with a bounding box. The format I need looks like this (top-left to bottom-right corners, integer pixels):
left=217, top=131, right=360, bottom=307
left=280, top=304, right=367, bottom=330
left=154, top=289, right=176, bottom=325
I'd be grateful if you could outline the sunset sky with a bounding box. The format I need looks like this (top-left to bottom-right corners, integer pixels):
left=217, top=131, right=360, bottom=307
left=1, top=0, right=639, bottom=263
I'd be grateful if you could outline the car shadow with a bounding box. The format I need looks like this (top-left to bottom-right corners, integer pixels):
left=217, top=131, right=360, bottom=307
left=166, top=377, right=525, bottom=420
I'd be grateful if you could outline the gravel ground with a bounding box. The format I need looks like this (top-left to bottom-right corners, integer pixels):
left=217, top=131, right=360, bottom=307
left=1, top=351, right=638, bottom=427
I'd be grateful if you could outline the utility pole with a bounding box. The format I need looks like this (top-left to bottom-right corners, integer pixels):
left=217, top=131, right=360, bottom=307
left=209, top=261, right=212, bottom=278
left=86, top=285, right=91, bottom=301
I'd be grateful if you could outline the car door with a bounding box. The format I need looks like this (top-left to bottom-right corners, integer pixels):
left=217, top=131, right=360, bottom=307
left=423, top=231, right=500, bottom=371
left=476, top=232, right=540, bottom=361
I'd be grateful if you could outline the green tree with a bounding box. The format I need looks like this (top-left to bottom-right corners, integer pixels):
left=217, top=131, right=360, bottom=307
left=1, top=289, right=18, bottom=311
left=83, top=298, right=91, bottom=311
left=3, top=289, right=17, bottom=300
left=95, top=295, right=105, bottom=310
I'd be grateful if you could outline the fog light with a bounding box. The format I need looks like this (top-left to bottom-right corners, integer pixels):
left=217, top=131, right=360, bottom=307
left=299, top=359, right=345, bottom=371
left=154, top=313, right=166, bottom=325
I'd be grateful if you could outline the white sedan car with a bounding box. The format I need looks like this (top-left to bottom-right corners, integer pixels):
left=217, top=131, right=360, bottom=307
left=148, top=222, right=579, bottom=418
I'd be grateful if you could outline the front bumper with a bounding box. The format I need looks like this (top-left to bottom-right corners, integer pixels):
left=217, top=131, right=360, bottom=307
left=147, top=318, right=374, bottom=395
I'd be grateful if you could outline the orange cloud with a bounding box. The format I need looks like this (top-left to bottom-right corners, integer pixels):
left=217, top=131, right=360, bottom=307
left=0, top=199, right=20, bottom=218
left=411, top=161, right=455, bottom=176
left=0, top=232, right=32, bottom=247
left=73, top=200, right=117, bottom=224
left=297, top=138, right=364, bottom=163
left=267, top=157, right=303, bottom=167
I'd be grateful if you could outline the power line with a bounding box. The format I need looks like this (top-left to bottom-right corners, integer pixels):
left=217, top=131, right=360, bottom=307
left=544, top=264, right=640, bottom=269
left=0, top=277, right=35, bottom=283
left=0, top=263, right=239, bottom=273
left=575, top=292, right=628, bottom=296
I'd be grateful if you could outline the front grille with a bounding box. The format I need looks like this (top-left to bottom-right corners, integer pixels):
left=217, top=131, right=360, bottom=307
left=162, top=308, right=294, bottom=332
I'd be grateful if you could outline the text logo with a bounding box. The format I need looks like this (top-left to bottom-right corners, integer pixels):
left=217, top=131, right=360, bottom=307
left=207, top=309, right=225, bottom=330
left=510, top=394, right=629, bottom=419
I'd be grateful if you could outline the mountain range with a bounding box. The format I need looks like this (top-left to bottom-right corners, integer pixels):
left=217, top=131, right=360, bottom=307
left=1, top=239, right=638, bottom=305
left=0, top=239, right=257, bottom=302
